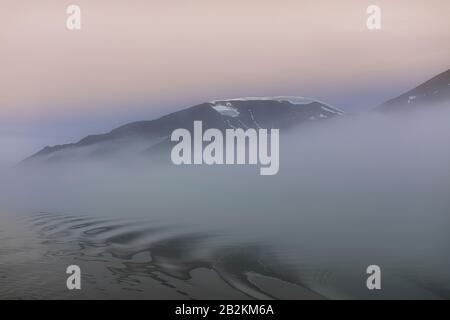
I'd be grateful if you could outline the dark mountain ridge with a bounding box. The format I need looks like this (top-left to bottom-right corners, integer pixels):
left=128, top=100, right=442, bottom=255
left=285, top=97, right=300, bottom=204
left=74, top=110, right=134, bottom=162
left=377, top=69, right=450, bottom=112
left=26, top=97, right=344, bottom=163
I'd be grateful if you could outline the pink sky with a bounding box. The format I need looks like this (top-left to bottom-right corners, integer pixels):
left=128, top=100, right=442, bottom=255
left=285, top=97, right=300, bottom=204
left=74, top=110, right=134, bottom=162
left=0, top=0, right=449, bottom=163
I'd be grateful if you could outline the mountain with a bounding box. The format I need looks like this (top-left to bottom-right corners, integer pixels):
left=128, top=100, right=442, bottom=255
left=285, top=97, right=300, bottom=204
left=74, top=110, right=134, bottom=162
left=377, top=69, right=450, bottom=112
left=24, top=97, right=344, bottom=163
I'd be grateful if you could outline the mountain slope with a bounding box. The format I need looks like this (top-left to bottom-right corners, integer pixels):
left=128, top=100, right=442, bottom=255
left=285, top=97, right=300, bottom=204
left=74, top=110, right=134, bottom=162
left=25, top=97, right=344, bottom=163
left=377, top=69, right=450, bottom=112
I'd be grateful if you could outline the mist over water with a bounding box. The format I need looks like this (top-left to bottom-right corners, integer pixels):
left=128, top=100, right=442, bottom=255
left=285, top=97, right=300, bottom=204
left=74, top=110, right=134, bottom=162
left=1, top=107, right=450, bottom=299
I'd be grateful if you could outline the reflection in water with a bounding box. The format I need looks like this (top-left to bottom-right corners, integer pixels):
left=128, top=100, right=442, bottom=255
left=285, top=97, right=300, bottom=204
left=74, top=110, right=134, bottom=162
left=6, top=212, right=320, bottom=300
left=0, top=207, right=449, bottom=300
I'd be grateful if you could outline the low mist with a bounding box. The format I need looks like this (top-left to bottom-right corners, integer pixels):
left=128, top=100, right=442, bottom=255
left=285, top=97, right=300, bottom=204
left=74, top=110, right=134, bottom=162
left=1, top=106, right=449, bottom=298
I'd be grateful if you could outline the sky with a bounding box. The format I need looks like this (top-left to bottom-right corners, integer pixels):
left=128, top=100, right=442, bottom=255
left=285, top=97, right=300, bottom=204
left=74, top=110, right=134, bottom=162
left=0, top=0, right=449, bottom=164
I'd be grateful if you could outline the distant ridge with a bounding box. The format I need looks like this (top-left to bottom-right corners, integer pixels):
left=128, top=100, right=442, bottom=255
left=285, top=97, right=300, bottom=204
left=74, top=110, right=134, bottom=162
left=377, top=69, right=450, bottom=112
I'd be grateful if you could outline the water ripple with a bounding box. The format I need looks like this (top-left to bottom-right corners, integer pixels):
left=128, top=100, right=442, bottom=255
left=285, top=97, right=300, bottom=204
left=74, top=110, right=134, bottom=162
left=24, top=212, right=322, bottom=299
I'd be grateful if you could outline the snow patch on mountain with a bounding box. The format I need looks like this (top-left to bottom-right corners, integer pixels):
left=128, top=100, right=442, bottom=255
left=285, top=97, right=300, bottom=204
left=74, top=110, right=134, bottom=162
left=211, top=96, right=344, bottom=114
left=211, top=103, right=240, bottom=117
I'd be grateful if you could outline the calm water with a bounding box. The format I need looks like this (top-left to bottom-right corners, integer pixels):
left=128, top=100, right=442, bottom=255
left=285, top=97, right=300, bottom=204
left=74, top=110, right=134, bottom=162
left=0, top=210, right=328, bottom=299
left=1, top=187, right=449, bottom=300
